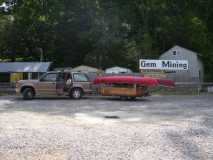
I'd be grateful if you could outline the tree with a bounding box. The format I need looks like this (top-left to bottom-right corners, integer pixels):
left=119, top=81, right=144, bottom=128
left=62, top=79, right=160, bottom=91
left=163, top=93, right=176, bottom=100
left=0, top=0, right=213, bottom=80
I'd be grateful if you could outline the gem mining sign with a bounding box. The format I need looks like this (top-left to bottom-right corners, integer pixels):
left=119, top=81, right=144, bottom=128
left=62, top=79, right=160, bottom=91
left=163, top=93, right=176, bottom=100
left=140, top=59, right=189, bottom=71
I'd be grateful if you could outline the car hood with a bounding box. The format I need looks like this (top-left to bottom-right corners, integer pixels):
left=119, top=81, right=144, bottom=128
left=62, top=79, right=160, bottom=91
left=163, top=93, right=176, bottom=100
left=18, top=80, right=39, bottom=84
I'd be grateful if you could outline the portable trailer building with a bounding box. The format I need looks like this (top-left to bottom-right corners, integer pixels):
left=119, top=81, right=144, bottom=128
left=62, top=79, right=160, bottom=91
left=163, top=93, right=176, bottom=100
left=0, top=62, right=52, bottom=83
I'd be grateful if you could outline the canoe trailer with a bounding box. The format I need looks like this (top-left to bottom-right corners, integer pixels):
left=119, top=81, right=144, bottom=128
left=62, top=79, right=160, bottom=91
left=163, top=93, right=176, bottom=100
left=93, top=75, right=175, bottom=100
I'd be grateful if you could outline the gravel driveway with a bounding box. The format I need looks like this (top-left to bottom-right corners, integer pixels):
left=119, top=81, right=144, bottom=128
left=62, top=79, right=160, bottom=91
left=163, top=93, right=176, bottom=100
left=0, top=95, right=213, bottom=160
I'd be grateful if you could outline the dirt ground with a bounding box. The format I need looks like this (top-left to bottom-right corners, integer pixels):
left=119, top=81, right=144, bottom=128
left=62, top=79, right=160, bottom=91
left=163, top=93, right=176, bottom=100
left=0, top=95, right=213, bottom=160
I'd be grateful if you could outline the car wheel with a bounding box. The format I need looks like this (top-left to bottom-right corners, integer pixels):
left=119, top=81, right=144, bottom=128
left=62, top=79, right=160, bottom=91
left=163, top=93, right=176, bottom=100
left=71, top=88, right=82, bottom=99
left=22, top=88, right=34, bottom=100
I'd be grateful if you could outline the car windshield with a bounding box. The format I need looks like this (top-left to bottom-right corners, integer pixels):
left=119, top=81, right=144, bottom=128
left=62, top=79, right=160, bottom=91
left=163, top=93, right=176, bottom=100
left=73, top=73, right=88, bottom=82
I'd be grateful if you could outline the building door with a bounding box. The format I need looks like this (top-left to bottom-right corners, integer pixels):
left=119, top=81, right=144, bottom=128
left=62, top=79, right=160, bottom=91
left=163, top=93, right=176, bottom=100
left=37, top=73, right=58, bottom=95
left=10, top=73, right=23, bottom=83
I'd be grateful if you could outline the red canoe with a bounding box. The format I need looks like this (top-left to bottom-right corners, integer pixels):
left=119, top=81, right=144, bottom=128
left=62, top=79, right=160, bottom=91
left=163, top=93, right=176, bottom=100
left=156, top=78, right=175, bottom=88
left=93, top=75, right=175, bottom=88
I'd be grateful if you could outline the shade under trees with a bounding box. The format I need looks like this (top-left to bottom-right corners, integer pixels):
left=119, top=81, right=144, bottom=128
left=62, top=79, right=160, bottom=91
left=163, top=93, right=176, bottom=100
left=0, top=0, right=213, bottom=81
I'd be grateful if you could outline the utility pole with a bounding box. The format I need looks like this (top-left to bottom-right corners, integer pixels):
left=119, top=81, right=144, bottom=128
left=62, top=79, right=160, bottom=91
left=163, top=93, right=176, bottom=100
left=38, top=48, right=43, bottom=62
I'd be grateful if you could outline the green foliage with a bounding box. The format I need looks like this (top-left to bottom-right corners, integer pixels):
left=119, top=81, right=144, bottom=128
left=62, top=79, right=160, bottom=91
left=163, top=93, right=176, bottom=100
left=0, top=0, right=213, bottom=80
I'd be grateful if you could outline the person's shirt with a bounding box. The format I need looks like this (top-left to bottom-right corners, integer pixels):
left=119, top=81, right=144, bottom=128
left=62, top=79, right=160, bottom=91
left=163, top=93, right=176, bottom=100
left=66, top=78, right=72, bottom=86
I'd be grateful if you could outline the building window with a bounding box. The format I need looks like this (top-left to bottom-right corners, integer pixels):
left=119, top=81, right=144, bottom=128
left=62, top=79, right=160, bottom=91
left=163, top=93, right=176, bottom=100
left=0, top=73, right=10, bottom=82
left=172, top=50, right=177, bottom=56
left=32, top=73, right=39, bottom=79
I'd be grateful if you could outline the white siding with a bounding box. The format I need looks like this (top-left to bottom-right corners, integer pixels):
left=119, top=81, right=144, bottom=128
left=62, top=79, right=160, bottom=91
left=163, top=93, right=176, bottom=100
left=159, top=46, right=203, bottom=82
left=105, top=67, right=132, bottom=74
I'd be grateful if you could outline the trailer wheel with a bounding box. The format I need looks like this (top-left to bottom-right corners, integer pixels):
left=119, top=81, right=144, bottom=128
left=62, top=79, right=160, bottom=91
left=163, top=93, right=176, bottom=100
left=71, top=88, right=82, bottom=99
left=129, top=97, right=136, bottom=101
left=120, top=96, right=129, bottom=100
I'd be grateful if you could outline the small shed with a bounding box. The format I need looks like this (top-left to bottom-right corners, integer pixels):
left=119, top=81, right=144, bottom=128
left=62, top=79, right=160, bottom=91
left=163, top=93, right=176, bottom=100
left=105, top=66, right=133, bottom=74
left=71, top=65, right=101, bottom=73
left=0, top=62, right=51, bottom=83
left=159, top=45, right=204, bottom=82
left=54, top=67, right=73, bottom=72
left=71, top=65, right=102, bottom=81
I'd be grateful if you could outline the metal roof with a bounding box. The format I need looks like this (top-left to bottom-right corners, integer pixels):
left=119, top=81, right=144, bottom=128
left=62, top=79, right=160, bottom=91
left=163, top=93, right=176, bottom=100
left=0, top=62, right=51, bottom=73
left=71, top=65, right=101, bottom=73
left=105, top=66, right=133, bottom=74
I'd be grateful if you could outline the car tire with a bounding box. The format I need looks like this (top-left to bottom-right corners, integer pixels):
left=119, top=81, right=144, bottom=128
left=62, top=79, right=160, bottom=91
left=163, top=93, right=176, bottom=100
left=22, top=88, right=34, bottom=100
left=71, top=88, right=82, bottom=99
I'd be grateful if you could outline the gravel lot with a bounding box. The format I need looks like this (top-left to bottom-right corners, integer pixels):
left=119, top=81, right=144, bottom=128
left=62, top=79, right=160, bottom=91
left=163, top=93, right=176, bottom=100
left=0, top=95, right=213, bottom=160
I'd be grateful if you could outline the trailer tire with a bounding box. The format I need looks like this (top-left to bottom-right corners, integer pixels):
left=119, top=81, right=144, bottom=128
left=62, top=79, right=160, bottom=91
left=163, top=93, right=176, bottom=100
left=129, top=97, right=137, bottom=101
left=120, top=96, right=129, bottom=100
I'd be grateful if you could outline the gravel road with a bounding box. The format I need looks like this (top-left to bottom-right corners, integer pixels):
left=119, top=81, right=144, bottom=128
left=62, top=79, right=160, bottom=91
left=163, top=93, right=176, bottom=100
left=0, top=95, right=213, bottom=160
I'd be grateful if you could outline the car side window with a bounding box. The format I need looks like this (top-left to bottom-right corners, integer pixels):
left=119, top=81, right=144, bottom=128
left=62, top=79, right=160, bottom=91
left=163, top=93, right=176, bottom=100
left=40, top=73, right=57, bottom=82
left=56, top=73, right=65, bottom=82
left=73, top=73, right=88, bottom=82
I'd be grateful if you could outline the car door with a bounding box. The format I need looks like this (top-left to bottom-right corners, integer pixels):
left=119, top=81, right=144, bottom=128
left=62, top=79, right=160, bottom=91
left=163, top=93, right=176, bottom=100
left=56, top=72, right=66, bottom=95
left=72, top=73, right=92, bottom=93
left=37, top=73, right=58, bottom=95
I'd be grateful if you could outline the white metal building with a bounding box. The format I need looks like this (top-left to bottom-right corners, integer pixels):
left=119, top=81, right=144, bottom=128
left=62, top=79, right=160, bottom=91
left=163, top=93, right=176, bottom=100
left=159, top=45, right=204, bottom=82
left=105, top=66, right=133, bottom=74
left=71, top=65, right=101, bottom=73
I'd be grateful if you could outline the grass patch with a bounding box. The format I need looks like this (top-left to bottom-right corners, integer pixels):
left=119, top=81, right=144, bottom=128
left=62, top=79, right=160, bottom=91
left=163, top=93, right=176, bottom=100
left=151, top=87, right=201, bottom=96
left=0, top=92, right=13, bottom=96
left=0, top=93, right=6, bottom=96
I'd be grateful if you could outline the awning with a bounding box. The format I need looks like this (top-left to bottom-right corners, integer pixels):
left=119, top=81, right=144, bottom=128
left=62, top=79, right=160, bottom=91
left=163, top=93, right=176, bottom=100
left=0, top=62, right=51, bottom=73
